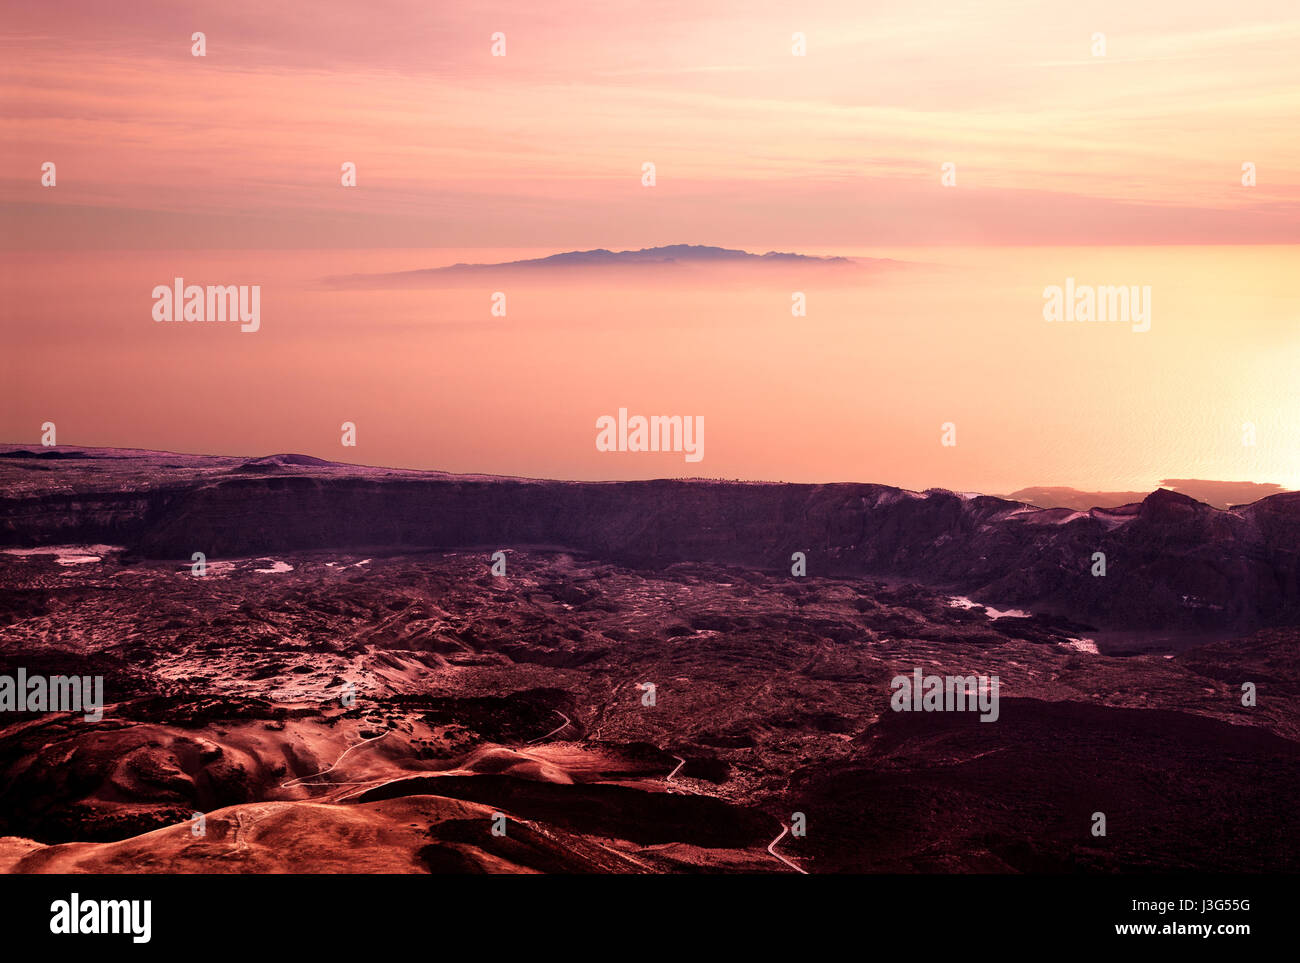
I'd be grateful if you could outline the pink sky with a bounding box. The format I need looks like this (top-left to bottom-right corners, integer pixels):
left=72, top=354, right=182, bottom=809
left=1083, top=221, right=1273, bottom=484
left=3, top=0, right=1299, bottom=247
left=1, top=3, right=1297, bottom=493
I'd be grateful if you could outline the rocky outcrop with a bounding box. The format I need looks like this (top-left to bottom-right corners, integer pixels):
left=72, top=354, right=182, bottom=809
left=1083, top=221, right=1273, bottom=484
left=2, top=449, right=1297, bottom=630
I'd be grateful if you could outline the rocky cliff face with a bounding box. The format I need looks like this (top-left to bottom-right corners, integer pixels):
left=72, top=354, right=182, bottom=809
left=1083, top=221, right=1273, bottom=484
left=2, top=448, right=1297, bottom=631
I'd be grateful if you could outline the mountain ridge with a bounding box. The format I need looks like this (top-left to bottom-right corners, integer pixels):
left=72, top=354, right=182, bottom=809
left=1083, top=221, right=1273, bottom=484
left=322, top=243, right=885, bottom=286
left=2, top=446, right=1298, bottom=632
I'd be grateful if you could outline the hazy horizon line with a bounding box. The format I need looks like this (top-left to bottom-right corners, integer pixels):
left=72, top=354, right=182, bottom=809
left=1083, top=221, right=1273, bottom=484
left=3, top=443, right=1292, bottom=508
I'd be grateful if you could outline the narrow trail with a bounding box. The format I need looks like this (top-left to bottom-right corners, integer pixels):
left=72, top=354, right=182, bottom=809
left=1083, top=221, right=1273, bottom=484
left=280, top=729, right=392, bottom=790
left=527, top=710, right=572, bottom=744
left=587, top=680, right=627, bottom=742
left=221, top=805, right=274, bottom=858
left=661, top=752, right=709, bottom=797
left=228, top=809, right=252, bottom=855
left=336, top=777, right=402, bottom=803
left=766, top=824, right=808, bottom=874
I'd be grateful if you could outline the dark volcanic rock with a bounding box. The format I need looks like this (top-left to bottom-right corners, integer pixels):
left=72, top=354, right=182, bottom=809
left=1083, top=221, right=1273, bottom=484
left=1, top=448, right=1298, bottom=630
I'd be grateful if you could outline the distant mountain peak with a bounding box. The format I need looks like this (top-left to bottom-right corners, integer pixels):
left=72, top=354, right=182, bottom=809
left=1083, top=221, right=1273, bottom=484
left=1007, top=479, right=1291, bottom=511
left=325, top=244, right=878, bottom=287
left=443, top=243, right=853, bottom=270
left=236, top=454, right=339, bottom=471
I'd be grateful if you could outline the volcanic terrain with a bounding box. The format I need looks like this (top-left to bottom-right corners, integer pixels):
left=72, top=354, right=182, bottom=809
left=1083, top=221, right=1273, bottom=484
left=1, top=447, right=1297, bottom=873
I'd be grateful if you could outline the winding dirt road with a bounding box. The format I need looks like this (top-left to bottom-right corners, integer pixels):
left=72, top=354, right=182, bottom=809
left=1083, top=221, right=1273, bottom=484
left=766, top=824, right=808, bottom=874
left=280, top=729, right=392, bottom=790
